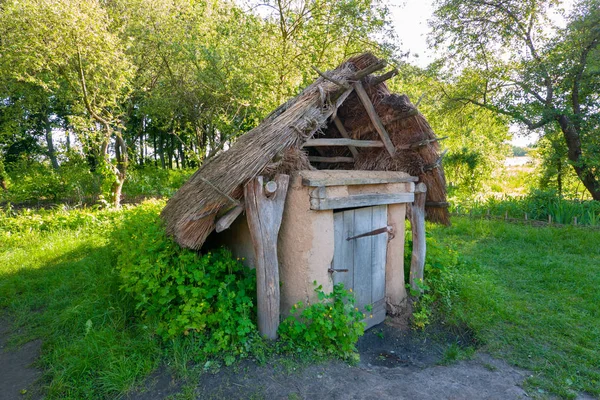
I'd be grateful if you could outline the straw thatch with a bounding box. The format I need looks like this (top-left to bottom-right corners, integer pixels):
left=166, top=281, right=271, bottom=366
left=162, top=52, right=449, bottom=249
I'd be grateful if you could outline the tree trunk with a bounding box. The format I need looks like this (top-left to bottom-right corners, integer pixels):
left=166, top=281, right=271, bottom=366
left=111, top=133, right=128, bottom=208
left=44, top=114, right=59, bottom=170
left=556, top=115, right=600, bottom=200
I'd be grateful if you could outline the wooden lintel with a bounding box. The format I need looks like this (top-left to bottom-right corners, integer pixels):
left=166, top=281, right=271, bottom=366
left=310, top=192, right=414, bottom=210
left=301, top=172, right=418, bottom=187
left=303, top=138, right=384, bottom=148
left=354, top=81, right=396, bottom=158
left=333, top=117, right=359, bottom=157
left=308, top=156, right=354, bottom=163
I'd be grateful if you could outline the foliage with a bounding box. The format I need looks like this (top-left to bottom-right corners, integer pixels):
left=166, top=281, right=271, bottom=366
left=388, top=65, right=510, bottom=199
left=454, top=189, right=600, bottom=226
left=432, top=217, right=600, bottom=398
left=278, top=283, right=366, bottom=361
left=112, top=200, right=260, bottom=360
left=405, top=228, right=462, bottom=329
left=430, top=0, right=600, bottom=200
left=122, top=166, right=194, bottom=199
left=0, top=206, right=158, bottom=399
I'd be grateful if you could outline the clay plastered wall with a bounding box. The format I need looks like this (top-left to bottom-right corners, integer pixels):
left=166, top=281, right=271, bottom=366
left=278, top=175, right=334, bottom=315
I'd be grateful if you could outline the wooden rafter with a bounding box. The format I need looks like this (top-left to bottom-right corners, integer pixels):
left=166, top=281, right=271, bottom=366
left=354, top=81, right=396, bottom=158
left=333, top=117, right=359, bottom=157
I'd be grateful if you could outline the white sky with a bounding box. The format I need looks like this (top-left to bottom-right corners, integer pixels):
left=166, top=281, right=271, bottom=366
left=389, top=0, right=435, bottom=68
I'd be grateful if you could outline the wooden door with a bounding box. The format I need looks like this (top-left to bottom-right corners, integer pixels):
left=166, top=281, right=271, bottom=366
left=332, top=205, right=387, bottom=330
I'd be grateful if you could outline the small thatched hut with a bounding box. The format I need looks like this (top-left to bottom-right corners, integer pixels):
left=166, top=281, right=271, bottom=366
left=162, top=53, right=449, bottom=338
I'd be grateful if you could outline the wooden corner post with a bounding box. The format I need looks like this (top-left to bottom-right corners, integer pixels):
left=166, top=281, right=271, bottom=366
left=409, top=182, right=427, bottom=292
left=244, top=174, right=290, bottom=339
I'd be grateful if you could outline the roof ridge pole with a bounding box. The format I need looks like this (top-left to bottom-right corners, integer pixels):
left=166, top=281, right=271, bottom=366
left=354, top=81, right=397, bottom=158
left=244, top=174, right=290, bottom=340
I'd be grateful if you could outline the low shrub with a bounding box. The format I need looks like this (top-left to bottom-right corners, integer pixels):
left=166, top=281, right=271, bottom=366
left=405, top=228, right=462, bottom=329
left=278, top=283, right=366, bottom=361
left=112, top=200, right=260, bottom=362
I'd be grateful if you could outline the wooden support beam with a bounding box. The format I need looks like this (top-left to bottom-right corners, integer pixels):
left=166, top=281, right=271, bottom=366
left=300, top=171, right=418, bottom=187
left=409, top=183, right=427, bottom=293
left=310, top=192, right=414, bottom=210
left=215, top=203, right=244, bottom=233
left=333, top=117, right=359, bottom=157
left=244, top=175, right=290, bottom=340
left=308, top=156, right=354, bottom=163
left=354, top=81, right=396, bottom=158
left=303, top=138, right=384, bottom=148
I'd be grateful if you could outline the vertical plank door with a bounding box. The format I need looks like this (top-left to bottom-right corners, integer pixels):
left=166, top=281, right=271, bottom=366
left=331, top=205, right=388, bottom=330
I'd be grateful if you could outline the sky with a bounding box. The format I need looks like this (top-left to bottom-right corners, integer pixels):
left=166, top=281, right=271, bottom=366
left=389, top=0, right=435, bottom=68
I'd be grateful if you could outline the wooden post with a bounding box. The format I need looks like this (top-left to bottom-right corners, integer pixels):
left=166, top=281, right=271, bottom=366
left=409, top=183, right=427, bottom=293
left=244, top=174, right=290, bottom=340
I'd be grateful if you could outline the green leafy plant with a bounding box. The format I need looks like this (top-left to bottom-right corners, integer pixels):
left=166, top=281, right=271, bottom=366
left=405, top=230, right=462, bottom=329
left=278, top=283, right=366, bottom=361
left=112, top=200, right=260, bottom=361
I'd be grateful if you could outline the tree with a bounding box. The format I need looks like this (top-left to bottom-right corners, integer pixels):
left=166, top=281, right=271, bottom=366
left=0, top=0, right=133, bottom=206
left=430, top=0, right=600, bottom=199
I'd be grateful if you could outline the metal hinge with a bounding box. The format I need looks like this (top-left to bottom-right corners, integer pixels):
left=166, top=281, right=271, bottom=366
left=328, top=268, right=349, bottom=274
left=346, top=225, right=394, bottom=241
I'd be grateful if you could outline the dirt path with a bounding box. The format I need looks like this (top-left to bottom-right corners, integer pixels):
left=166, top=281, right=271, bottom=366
left=130, top=321, right=538, bottom=400
left=0, top=320, right=42, bottom=400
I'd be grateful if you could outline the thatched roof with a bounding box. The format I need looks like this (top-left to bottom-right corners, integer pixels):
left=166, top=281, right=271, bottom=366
left=162, top=53, right=449, bottom=250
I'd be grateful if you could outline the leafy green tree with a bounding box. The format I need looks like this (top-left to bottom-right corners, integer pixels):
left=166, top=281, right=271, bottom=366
left=430, top=0, right=600, bottom=199
left=0, top=0, right=133, bottom=206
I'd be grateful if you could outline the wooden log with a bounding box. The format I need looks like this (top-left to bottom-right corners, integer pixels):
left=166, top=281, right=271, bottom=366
left=368, top=67, right=398, bottom=86
left=244, top=175, right=290, bottom=340
left=354, top=81, right=396, bottom=158
left=308, top=156, right=354, bottom=163
left=215, top=203, right=244, bottom=233
left=409, top=183, right=427, bottom=293
left=352, top=60, right=386, bottom=81
left=303, top=138, right=384, bottom=148
left=333, top=117, right=359, bottom=157
left=312, top=66, right=350, bottom=89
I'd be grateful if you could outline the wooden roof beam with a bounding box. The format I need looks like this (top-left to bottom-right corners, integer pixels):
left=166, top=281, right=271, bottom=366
left=303, top=138, right=384, bottom=148
left=354, top=81, right=396, bottom=158
left=333, top=117, right=359, bottom=157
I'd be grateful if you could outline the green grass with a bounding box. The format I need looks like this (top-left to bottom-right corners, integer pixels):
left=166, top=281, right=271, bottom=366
left=431, top=217, right=600, bottom=398
left=0, top=213, right=161, bottom=398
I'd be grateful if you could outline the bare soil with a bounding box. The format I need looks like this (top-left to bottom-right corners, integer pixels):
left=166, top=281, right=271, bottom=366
left=0, top=320, right=42, bottom=400
left=130, top=319, right=536, bottom=400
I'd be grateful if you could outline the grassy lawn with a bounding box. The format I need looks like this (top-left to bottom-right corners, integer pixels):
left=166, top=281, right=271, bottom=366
left=1, top=208, right=599, bottom=399
left=431, top=217, right=600, bottom=398
left=0, top=212, right=161, bottom=398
